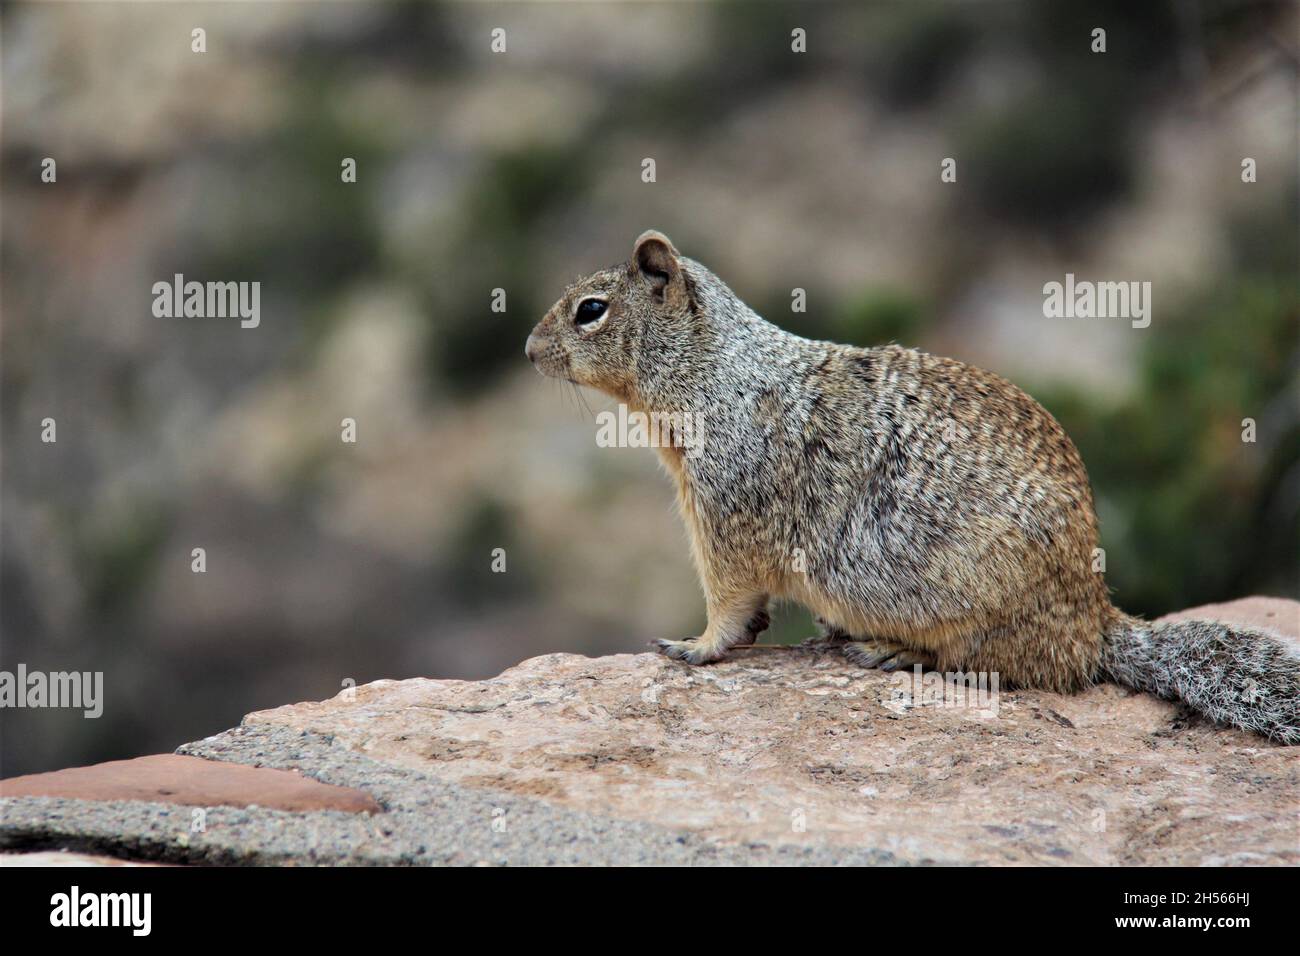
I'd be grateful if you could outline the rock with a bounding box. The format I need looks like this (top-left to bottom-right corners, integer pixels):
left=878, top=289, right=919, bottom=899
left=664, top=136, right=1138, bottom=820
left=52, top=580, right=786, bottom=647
left=1161, top=596, right=1300, bottom=644
left=0, top=851, right=162, bottom=867
left=0, top=754, right=380, bottom=814
left=232, top=595, right=1298, bottom=865
left=1, top=596, right=1295, bottom=865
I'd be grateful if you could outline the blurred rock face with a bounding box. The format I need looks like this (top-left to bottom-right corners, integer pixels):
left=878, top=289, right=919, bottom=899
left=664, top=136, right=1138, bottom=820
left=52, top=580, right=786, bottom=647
left=2, top=1, right=1296, bottom=775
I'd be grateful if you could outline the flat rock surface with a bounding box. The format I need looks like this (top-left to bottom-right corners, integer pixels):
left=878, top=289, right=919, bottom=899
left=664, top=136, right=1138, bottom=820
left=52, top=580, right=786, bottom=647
left=0, top=729, right=900, bottom=866
left=1164, top=596, right=1300, bottom=639
left=0, top=754, right=381, bottom=814
left=0, top=851, right=162, bottom=867
left=2, top=596, right=1296, bottom=865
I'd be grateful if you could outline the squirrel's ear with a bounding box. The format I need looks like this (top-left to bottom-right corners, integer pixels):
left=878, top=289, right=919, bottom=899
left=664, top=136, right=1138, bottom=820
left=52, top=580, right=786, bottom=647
left=633, top=230, right=681, bottom=300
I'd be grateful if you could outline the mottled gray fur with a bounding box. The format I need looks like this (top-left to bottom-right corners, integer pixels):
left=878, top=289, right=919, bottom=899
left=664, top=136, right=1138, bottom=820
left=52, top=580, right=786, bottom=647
left=526, top=231, right=1299, bottom=744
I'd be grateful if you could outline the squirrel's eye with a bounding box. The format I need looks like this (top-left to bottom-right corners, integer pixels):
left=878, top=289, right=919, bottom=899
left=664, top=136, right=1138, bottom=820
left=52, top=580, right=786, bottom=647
left=575, top=299, right=607, bottom=326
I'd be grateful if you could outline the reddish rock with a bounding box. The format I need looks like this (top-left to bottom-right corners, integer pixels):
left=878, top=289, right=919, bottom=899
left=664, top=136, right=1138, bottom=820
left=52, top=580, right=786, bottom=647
left=1160, top=596, right=1300, bottom=648
left=243, top=596, right=1300, bottom=865
left=0, top=851, right=163, bottom=867
left=0, top=754, right=381, bottom=814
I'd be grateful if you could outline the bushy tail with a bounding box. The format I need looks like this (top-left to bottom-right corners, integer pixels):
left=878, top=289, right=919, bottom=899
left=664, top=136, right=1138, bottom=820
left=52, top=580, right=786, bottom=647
left=1099, top=610, right=1300, bottom=744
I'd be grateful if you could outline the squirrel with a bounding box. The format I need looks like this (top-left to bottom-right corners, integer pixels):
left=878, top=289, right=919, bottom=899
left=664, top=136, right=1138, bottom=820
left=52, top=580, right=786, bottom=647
left=525, top=230, right=1300, bottom=744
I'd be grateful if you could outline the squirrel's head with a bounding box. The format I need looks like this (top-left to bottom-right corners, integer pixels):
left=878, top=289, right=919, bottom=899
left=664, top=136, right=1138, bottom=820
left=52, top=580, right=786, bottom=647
left=526, top=230, right=696, bottom=402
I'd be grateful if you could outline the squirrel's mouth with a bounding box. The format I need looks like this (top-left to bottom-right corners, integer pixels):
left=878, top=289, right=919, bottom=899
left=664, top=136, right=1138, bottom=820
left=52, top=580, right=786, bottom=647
left=526, top=345, right=576, bottom=385
left=534, top=366, right=579, bottom=387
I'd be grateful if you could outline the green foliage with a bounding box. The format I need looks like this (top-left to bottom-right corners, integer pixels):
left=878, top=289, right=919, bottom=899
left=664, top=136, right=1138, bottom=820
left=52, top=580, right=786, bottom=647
left=865, top=7, right=977, bottom=109
left=1040, top=278, right=1299, bottom=616
left=446, top=496, right=539, bottom=607
left=468, top=145, right=591, bottom=238
left=958, top=86, right=1132, bottom=226
left=71, top=501, right=171, bottom=617
left=422, top=142, right=593, bottom=394
left=192, top=71, right=384, bottom=338
left=955, top=0, right=1185, bottom=229
left=768, top=603, right=816, bottom=646
left=832, top=288, right=926, bottom=346
left=778, top=287, right=927, bottom=347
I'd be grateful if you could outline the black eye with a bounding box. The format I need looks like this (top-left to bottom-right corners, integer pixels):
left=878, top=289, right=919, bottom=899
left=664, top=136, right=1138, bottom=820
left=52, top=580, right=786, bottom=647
left=575, top=299, right=607, bottom=325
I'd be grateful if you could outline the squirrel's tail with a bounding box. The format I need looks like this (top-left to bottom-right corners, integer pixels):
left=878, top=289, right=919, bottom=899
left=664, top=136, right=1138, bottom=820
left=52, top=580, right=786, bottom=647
left=1098, top=609, right=1300, bottom=744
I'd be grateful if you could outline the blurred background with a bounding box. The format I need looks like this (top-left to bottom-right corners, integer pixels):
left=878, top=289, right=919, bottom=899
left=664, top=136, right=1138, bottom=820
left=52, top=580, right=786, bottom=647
left=2, top=0, right=1296, bottom=777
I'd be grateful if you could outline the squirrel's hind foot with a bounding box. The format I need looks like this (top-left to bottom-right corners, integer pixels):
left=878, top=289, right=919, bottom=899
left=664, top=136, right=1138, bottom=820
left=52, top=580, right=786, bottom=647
left=801, top=617, right=852, bottom=647
left=843, top=639, right=936, bottom=672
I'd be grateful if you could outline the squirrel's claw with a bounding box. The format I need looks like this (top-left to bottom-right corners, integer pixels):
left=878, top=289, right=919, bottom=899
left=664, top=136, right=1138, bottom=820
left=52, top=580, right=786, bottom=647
left=843, top=639, right=935, bottom=672
left=653, top=638, right=724, bottom=665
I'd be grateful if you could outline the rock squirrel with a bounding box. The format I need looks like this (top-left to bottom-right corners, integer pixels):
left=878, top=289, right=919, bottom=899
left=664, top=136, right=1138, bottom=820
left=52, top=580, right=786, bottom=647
left=525, top=230, right=1300, bottom=744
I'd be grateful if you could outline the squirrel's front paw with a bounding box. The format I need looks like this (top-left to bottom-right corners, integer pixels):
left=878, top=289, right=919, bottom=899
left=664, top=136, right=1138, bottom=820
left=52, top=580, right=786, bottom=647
left=654, top=638, right=725, bottom=665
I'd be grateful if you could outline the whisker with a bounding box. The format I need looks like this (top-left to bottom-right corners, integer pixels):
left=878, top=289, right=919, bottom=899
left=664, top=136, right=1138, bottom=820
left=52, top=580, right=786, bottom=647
left=570, top=381, right=594, bottom=420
